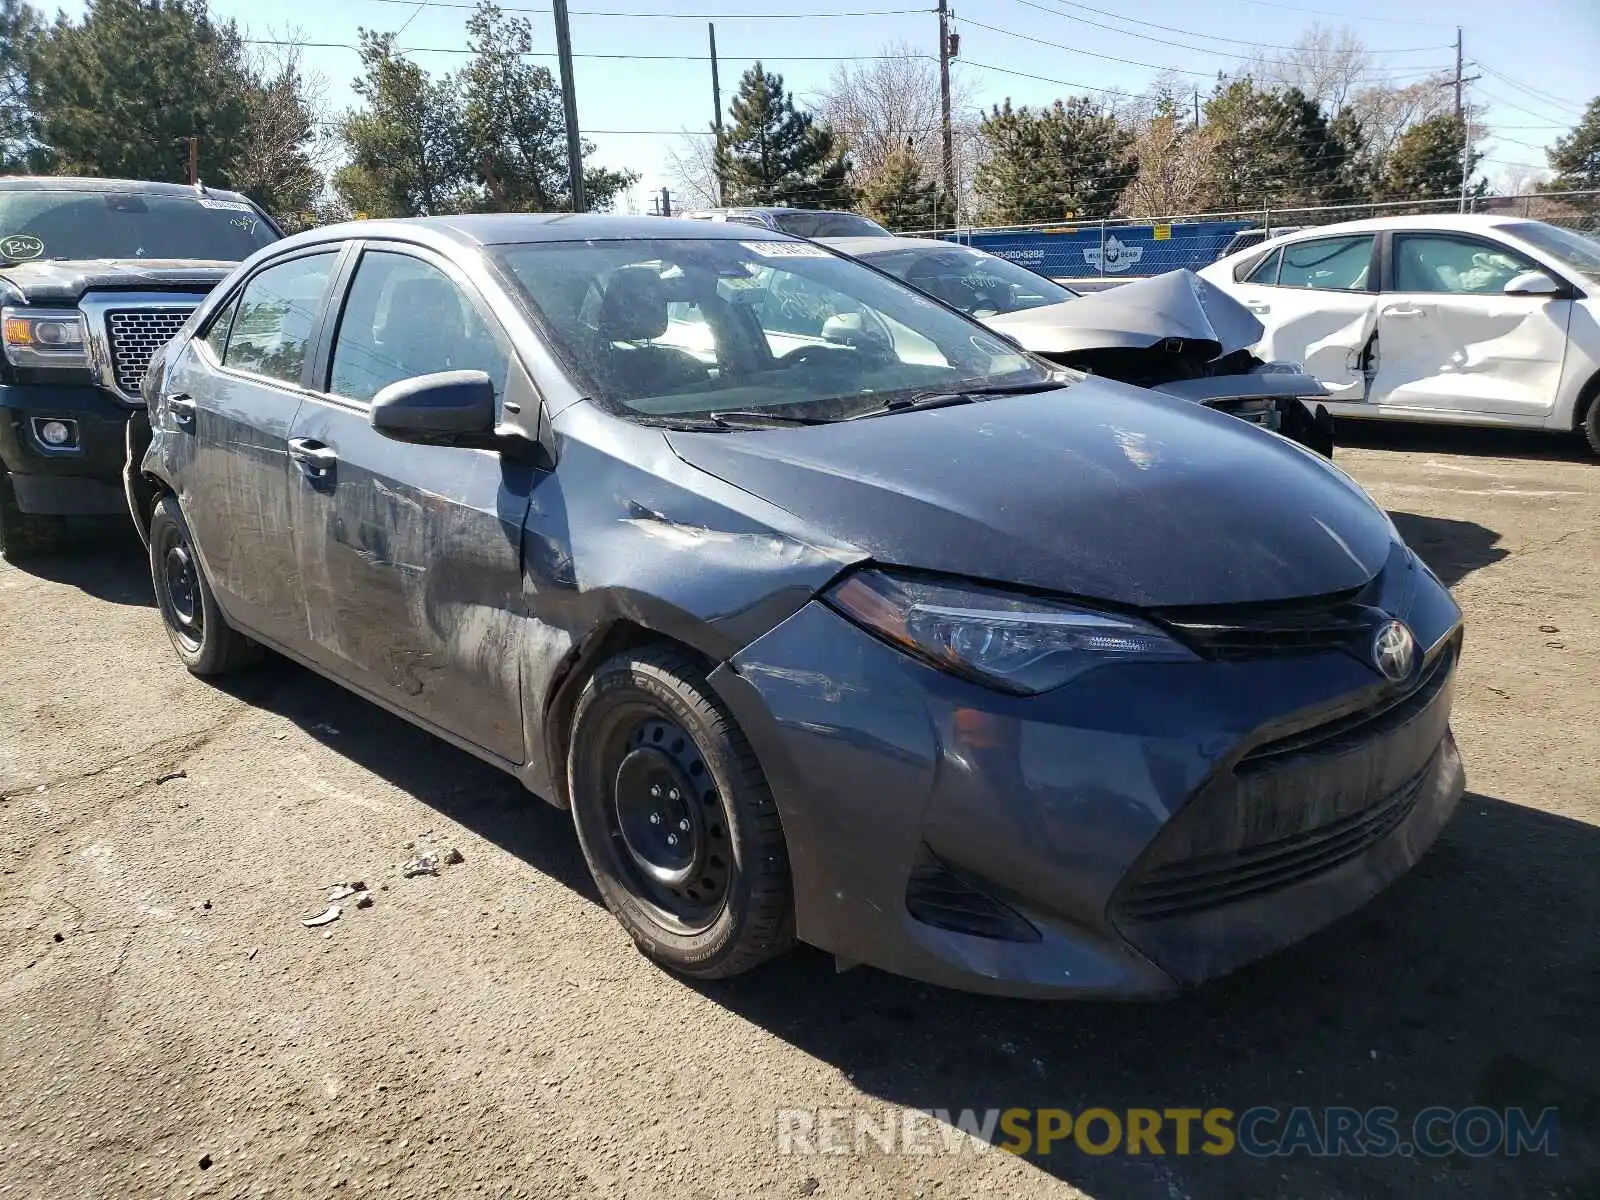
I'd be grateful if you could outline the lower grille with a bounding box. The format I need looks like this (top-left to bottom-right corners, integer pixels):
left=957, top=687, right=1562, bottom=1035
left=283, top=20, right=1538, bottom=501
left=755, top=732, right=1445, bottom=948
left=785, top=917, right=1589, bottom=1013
left=1117, top=762, right=1429, bottom=920
left=906, top=848, right=1040, bottom=942
left=106, top=307, right=194, bottom=398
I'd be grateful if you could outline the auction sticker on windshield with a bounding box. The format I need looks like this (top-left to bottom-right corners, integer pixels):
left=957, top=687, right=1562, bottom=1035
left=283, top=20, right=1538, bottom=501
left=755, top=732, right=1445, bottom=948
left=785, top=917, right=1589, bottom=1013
left=740, top=241, right=831, bottom=258
left=196, top=198, right=254, bottom=213
left=0, top=234, right=44, bottom=260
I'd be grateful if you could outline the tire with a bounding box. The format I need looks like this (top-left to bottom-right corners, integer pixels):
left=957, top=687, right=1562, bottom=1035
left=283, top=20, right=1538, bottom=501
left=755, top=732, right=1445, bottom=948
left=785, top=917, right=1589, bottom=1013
left=0, top=468, right=68, bottom=562
left=148, top=495, right=261, bottom=676
left=1583, top=394, right=1600, bottom=458
left=567, top=646, right=795, bottom=979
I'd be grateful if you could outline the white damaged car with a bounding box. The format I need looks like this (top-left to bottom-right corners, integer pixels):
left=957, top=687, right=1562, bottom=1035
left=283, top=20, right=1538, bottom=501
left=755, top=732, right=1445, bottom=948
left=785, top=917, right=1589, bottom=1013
left=824, top=235, right=1336, bottom=456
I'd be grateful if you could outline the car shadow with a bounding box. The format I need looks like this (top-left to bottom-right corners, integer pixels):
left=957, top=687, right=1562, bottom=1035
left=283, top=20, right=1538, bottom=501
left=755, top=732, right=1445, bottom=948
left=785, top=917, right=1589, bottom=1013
left=12, top=525, right=153, bottom=606
left=1336, top=419, right=1592, bottom=463
left=697, top=793, right=1600, bottom=1198
left=1388, top=510, right=1509, bottom=588
left=214, top=654, right=599, bottom=904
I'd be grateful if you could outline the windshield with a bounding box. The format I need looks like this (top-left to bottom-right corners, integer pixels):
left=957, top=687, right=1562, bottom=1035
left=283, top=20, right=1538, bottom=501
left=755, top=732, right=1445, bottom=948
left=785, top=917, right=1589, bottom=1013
left=771, top=211, right=890, bottom=238
left=863, top=245, right=1079, bottom=316
left=0, top=189, right=278, bottom=265
left=495, top=237, right=1048, bottom=425
left=1503, top=220, right=1600, bottom=282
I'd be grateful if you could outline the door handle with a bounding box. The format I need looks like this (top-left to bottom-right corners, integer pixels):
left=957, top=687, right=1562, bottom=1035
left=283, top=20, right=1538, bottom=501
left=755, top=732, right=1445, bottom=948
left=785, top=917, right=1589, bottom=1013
left=166, top=392, right=196, bottom=430
left=287, top=437, right=339, bottom=480
left=1382, top=304, right=1425, bottom=318
left=1245, top=301, right=1271, bottom=314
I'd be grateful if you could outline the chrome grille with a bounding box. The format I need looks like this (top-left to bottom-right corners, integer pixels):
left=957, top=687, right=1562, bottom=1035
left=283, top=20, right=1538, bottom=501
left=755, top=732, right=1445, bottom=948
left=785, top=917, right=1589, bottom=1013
left=106, top=307, right=194, bottom=398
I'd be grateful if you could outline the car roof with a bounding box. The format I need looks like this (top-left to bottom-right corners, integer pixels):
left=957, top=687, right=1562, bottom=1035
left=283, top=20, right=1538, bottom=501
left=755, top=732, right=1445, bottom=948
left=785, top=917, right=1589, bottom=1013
left=821, top=235, right=958, bottom=256
left=1261, top=213, right=1523, bottom=242
left=282, top=212, right=793, bottom=250
left=0, top=175, right=258, bottom=205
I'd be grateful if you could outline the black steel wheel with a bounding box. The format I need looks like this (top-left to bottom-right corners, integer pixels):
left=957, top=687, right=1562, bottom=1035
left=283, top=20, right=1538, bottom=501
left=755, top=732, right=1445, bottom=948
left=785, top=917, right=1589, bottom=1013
left=148, top=496, right=261, bottom=676
left=568, top=646, right=794, bottom=977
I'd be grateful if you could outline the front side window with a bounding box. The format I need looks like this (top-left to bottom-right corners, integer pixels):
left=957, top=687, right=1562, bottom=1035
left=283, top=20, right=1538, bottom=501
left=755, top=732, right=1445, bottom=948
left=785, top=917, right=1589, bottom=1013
left=0, top=189, right=278, bottom=264
left=496, top=237, right=1042, bottom=425
left=1275, top=235, right=1374, bottom=291
left=222, top=252, right=339, bottom=386
left=868, top=247, right=1077, bottom=315
left=201, top=294, right=239, bottom=360
left=328, top=251, right=510, bottom=404
left=1243, top=248, right=1282, bottom=284
left=1393, top=233, right=1539, bottom=295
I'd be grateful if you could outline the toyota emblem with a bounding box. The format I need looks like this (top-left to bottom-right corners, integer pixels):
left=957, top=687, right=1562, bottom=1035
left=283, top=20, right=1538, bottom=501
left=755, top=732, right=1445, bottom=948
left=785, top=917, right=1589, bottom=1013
left=1371, top=620, right=1417, bottom=682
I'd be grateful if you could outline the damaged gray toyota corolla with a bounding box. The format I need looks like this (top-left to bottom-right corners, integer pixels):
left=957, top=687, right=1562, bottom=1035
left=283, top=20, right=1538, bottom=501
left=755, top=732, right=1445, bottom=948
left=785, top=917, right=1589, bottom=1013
left=129, top=214, right=1465, bottom=998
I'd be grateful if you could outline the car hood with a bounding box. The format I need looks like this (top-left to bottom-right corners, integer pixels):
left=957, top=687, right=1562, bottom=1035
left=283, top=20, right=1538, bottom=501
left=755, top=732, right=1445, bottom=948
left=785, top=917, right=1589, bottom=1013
left=984, top=269, right=1264, bottom=359
left=665, top=376, right=1391, bottom=608
left=0, top=259, right=235, bottom=305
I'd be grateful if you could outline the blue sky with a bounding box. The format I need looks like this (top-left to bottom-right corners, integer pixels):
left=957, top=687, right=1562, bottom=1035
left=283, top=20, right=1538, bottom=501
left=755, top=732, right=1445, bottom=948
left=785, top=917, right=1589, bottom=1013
left=55, top=0, right=1600, bottom=210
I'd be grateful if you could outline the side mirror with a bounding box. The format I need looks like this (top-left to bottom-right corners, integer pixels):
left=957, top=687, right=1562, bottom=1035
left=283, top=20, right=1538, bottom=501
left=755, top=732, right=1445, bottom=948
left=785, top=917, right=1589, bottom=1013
left=1503, top=270, right=1564, bottom=298
left=371, top=370, right=496, bottom=447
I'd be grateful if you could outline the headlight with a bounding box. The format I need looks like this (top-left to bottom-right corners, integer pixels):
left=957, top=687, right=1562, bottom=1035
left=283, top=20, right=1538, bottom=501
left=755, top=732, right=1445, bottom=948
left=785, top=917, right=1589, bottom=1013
left=826, top=569, right=1196, bottom=695
left=2, top=306, right=90, bottom=369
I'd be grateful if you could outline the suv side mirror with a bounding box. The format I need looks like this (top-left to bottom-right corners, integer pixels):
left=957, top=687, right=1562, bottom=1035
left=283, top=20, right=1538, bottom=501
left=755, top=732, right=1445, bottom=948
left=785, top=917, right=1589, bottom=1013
left=1503, top=270, right=1564, bottom=298
left=371, top=370, right=496, bottom=447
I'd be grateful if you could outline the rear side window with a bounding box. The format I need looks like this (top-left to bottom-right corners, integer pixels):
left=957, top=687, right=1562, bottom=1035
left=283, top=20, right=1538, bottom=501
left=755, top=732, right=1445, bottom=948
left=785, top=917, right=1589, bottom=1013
left=222, top=252, right=340, bottom=385
left=1276, top=235, right=1374, bottom=291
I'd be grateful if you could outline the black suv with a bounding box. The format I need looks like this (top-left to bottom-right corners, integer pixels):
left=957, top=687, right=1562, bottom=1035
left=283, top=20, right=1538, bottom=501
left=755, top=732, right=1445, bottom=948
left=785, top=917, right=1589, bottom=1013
left=0, top=176, right=280, bottom=560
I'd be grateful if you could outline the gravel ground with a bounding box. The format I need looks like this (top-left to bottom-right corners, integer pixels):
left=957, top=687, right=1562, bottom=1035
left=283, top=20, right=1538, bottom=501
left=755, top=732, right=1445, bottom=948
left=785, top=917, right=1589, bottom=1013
left=1, top=422, right=1596, bottom=1200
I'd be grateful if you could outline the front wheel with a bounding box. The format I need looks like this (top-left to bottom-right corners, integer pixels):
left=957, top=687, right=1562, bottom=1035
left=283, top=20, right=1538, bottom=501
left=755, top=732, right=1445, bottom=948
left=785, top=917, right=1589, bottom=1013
left=567, top=647, right=795, bottom=979
left=0, top=468, right=67, bottom=562
left=1583, top=396, right=1600, bottom=458
left=148, top=495, right=261, bottom=676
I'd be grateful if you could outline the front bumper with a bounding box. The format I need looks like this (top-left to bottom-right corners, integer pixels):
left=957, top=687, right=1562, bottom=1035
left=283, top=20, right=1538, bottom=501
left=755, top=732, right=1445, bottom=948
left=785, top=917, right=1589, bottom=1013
left=709, top=544, right=1463, bottom=999
left=0, top=382, right=134, bottom=515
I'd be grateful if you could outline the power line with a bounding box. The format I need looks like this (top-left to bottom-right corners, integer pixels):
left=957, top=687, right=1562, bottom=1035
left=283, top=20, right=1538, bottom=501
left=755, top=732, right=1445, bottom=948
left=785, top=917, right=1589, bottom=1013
left=955, top=57, right=1139, bottom=99
left=360, top=0, right=928, bottom=14
left=1198, top=0, right=1449, bottom=29
left=245, top=36, right=933, bottom=62
left=956, top=14, right=1445, bottom=84
left=1477, top=87, right=1581, bottom=129
left=1472, top=61, right=1586, bottom=115
left=1005, top=0, right=1449, bottom=60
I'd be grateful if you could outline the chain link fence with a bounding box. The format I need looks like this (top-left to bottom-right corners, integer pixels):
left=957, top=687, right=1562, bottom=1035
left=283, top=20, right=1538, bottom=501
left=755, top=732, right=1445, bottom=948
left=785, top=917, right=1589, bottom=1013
left=918, top=191, right=1600, bottom=283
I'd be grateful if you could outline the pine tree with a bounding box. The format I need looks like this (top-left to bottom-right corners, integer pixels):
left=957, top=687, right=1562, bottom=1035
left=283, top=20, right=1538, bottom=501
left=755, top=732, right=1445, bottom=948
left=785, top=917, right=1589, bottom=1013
left=856, top=145, right=947, bottom=231
left=1200, top=81, right=1351, bottom=210
left=976, top=97, right=1131, bottom=224
left=1377, top=114, right=1484, bottom=202
left=715, top=63, right=850, bottom=209
left=1545, top=97, right=1600, bottom=193
left=28, top=0, right=256, bottom=185
left=0, top=0, right=36, bottom=171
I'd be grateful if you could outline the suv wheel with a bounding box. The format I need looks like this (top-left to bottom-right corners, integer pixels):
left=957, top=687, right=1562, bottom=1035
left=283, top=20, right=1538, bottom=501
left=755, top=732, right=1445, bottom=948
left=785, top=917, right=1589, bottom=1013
left=567, top=647, right=795, bottom=979
left=148, top=495, right=261, bottom=675
left=0, top=467, right=67, bottom=562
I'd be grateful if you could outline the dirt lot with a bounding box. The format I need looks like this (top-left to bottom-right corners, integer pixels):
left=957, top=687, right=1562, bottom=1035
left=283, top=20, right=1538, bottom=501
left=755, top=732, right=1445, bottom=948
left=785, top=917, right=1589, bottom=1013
left=1, top=423, right=1597, bottom=1200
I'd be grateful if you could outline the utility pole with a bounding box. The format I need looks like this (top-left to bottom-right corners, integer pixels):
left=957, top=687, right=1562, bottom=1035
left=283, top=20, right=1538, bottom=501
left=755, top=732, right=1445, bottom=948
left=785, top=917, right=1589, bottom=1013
left=1193, top=88, right=1200, bottom=130
left=187, top=135, right=198, bottom=187
left=660, top=187, right=672, bottom=218
left=552, top=0, right=586, bottom=212
left=1459, top=110, right=1472, bottom=213
left=1453, top=27, right=1463, bottom=119
left=936, top=0, right=955, bottom=210
left=709, top=22, right=725, bottom=206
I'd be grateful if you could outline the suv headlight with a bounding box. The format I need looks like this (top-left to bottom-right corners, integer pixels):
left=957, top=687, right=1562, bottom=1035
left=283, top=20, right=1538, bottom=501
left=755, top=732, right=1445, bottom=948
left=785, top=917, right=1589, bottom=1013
left=826, top=569, right=1196, bottom=695
left=3, top=306, right=90, bottom=370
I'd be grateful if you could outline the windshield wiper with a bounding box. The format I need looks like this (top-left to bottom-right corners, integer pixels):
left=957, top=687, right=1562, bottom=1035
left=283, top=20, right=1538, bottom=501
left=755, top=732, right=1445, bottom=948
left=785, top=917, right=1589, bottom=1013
left=705, top=410, right=835, bottom=428
left=847, top=379, right=1071, bottom=420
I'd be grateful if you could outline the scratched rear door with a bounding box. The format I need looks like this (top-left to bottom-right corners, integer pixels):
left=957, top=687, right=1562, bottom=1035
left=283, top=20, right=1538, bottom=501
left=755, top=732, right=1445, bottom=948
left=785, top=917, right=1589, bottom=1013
left=286, top=242, right=533, bottom=763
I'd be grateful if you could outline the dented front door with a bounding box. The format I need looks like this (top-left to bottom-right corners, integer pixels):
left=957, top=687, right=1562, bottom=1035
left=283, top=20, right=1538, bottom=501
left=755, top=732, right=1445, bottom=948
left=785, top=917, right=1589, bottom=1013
left=285, top=246, right=533, bottom=762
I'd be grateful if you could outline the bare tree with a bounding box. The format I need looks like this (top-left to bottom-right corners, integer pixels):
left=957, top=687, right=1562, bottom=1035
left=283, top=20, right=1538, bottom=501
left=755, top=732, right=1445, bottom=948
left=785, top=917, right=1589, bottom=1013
left=665, top=130, right=721, bottom=211
left=231, top=30, right=333, bottom=222
left=1348, top=73, right=1455, bottom=167
left=1246, top=23, right=1372, bottom=115
left=1119, top=113, right=1217, bottom=217
left=812, top=41, right=980, bottom=216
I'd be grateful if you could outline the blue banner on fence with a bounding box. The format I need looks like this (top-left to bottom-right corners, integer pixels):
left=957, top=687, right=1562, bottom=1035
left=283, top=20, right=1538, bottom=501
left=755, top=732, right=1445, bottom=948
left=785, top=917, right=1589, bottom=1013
left=947, top=220, right=1255, bottom=278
